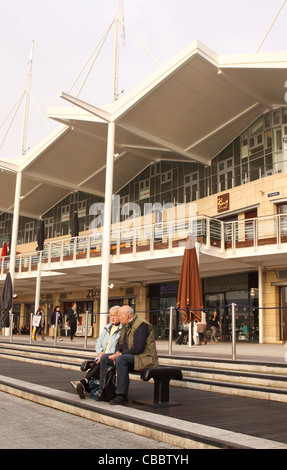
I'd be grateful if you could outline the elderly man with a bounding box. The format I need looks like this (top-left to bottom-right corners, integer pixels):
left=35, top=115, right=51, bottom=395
left=97, top=305, right=158, bottom=405
left=70, top=305, right=122, bottom=398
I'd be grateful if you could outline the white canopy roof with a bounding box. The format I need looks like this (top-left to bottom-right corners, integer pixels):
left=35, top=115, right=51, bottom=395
left=1, top=39, right=287, bottom=218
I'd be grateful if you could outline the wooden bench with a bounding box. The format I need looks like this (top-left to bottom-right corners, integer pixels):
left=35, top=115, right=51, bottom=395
left=80, top=361, right=182, bottom=406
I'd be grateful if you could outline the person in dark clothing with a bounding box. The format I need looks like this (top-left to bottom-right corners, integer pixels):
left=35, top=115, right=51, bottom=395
left=51, top=306, right=63, bottom=341
left=35, top=305, right=46, bottom=341
left=210, top=309, right=221, bottom=343
left=66, top=302, right=79, bottom=341
left=97, top=305, right=158, bottom=405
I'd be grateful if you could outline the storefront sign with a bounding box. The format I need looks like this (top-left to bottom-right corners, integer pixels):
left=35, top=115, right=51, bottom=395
left=217, top=193, right=230, bottom=213
left=204, top=273, right=249, bottom=293
left=160, top=283, right=178, bottom=295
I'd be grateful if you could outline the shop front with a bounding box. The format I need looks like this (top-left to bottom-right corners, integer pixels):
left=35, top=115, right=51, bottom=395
left=63, top=300, right=94, bottom=337
left=149, top=282, right=180, bottom=340
left=149, top=273, right=259, bottom=342
left=203, top=272, right=259, bottom=342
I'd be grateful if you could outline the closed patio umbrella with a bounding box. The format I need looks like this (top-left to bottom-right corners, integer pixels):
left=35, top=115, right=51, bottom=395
left=0, top=242, right=8, bottom=259
left=36, top=219, right=45, bottom=251
left=176, top=234, right=202, bottom=323
left=71, top=211, right=79, bottom=238
left=1, top=272, right=12, bottom=328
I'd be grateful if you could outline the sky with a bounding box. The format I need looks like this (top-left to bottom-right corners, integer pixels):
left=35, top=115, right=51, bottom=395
left=0, top=0, right=287, bottom=160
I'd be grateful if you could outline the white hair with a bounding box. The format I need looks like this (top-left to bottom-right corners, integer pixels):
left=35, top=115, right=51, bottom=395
left=120, top=305, right=134, bottom=317
left=109, top=305, right=120, bottom=314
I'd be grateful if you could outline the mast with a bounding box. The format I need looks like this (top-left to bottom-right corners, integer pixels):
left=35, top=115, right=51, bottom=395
left=21, top=40, right=34, bottom=155
left=112, top=0, right=125, bottom=101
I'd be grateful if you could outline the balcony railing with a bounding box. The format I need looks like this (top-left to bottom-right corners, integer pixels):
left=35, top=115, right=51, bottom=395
left=1, top=213, right=287, bottom=275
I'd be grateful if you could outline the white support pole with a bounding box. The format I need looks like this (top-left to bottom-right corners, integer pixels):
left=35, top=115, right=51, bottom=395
left=100, top=121, right=115, bottom=332
left=34, top=251, right=42, bottom=316
left=9, top=171, right=22, bottom=288
left=258, top=266, right=264, bottom=344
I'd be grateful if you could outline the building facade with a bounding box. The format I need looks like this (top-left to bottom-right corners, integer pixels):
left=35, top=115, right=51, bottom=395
left=1, top=41, right=287, bottom=344
left=1, top=107, right=287, bottom=343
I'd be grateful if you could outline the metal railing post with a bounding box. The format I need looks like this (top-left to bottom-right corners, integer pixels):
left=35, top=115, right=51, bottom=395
left=54, top=312, right=58, bottom=347
left=84, top=310, right=89, bottom=349
left=232, top=303, right=236, bottom=361
left=29, top=312, right=33, bottom=344
left=168, top=306, right=173, bottom=356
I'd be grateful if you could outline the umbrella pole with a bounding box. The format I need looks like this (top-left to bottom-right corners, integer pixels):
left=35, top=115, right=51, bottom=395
left=188, top=322, right=192, bottom=348
left=9, top=312, right=13, bottom=343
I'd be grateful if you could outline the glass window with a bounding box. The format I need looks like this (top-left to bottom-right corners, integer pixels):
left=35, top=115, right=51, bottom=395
left=161, top=171, right=172, bottom=184
left=240, top=133, right=248, bottom=159
left=265, top=113, right=271, bottom=128
left=283, top=109, right=287, bottom=124
left=264, top=129, right=272, bottom=149
left=273, top=110, right=280, bottom=125
left=273, top=128, right=282, bottom=151
left=277, top=203, right=287, bottom=214
left=249, top=117, right=264, bottom=136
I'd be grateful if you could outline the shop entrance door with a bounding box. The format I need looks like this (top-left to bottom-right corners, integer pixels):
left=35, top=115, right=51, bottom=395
left=150, top=297, right=178, bottom=340
left=226, top=290, right=258, bottom=341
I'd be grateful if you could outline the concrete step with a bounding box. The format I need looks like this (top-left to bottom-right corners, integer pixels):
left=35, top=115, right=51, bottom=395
left=1, top=342, right=287, bottom=402
left=0, top=343, right=94, bottom=370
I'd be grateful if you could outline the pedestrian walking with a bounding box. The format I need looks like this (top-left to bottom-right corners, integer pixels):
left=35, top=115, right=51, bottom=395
left=210, top=309, right=221, bottom=343
left=66, top=302, right=79, bottom=341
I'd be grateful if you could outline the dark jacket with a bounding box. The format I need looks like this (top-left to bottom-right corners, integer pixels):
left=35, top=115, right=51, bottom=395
left=117, top=313, right=159, bottom=370
left=67, top=307, right=79, bottom=324
left=52, top=309, right=63, bottom=326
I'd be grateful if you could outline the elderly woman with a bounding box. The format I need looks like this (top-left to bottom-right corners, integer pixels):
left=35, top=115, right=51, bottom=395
left=70, top=305, right=122, bottom=399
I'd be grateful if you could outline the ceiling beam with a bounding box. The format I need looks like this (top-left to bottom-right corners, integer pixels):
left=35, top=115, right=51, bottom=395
left=116, top=121, right=210, bottom=166
left=60, top=93, right=112, bottom=123
left=185, top=102, right=262, bottom=152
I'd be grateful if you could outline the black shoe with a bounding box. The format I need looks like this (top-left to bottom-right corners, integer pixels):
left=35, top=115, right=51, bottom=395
left=109, top=395, right=128, bottom=406
left=70, top=381, right=85, bottom=399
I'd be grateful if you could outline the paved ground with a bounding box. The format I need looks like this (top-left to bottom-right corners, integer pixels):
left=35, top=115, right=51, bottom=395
left=1, top=337, right=287, bottom=451
left=0, top=391, right=181, bottom=450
